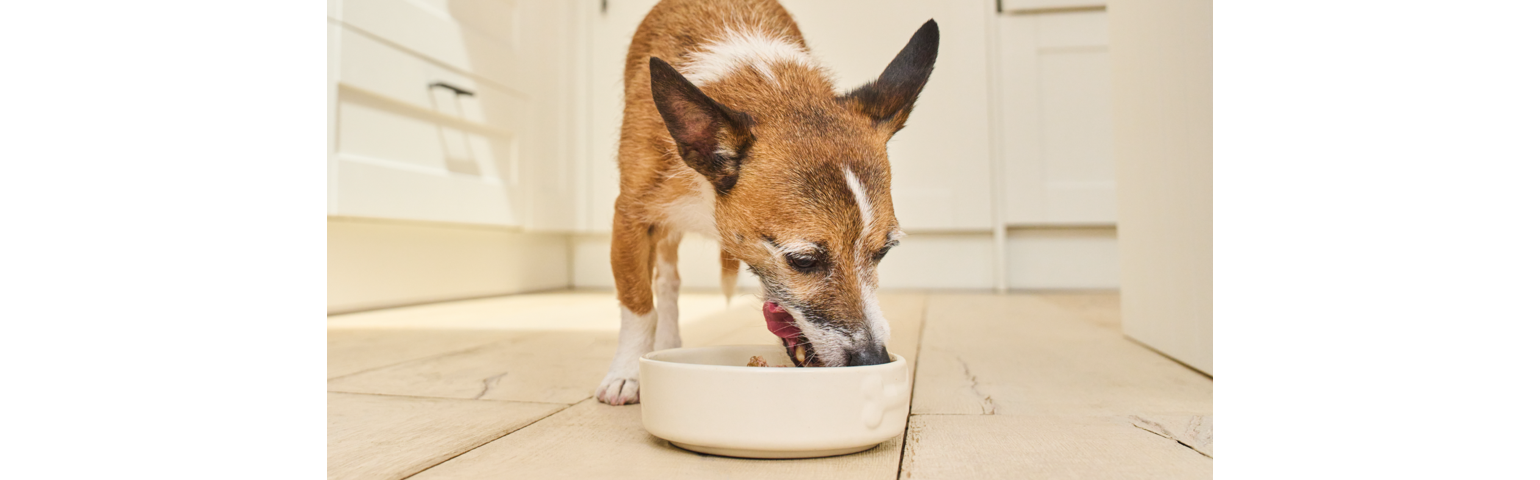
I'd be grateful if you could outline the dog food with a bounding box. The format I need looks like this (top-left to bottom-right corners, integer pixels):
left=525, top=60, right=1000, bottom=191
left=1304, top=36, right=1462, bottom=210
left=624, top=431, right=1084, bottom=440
left=747, top=355, right=788, bottom=367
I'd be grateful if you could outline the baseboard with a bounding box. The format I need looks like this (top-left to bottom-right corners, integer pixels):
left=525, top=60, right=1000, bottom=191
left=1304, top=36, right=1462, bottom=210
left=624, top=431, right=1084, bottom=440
left=1006, top=226, right=1120, bottom=289
left=327, top=217, right=570, bottom=314
left=328, top=220, right=1119, bottom=314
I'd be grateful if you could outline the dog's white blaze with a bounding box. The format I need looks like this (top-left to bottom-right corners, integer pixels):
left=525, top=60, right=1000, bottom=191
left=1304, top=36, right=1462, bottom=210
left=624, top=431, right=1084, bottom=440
left=844, top=168, right=874, bottom=234
left=844, top=167, right=875, bottom=260
left=680, top=28, right=814, bottom=86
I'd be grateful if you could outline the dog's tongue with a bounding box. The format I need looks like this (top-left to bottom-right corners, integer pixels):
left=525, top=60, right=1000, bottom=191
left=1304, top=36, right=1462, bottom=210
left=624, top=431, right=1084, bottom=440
left=763, top=302, right=802, bottom=341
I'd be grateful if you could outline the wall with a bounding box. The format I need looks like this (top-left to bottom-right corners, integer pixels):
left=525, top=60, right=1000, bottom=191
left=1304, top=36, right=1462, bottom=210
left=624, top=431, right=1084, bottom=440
left=1108, top=0, right=1213, bottom=374
left=327, top=217, right=570, bottom=314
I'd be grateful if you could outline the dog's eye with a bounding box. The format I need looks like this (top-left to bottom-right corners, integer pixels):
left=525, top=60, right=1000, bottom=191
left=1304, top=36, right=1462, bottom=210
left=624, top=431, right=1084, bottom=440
left=873, top=245, right=893, bottom=262
left=786, top=254, right=819, bottom=271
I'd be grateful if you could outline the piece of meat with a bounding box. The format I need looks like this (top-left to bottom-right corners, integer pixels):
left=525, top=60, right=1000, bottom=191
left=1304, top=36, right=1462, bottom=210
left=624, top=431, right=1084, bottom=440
left=746, top=355, right=788, bottom=367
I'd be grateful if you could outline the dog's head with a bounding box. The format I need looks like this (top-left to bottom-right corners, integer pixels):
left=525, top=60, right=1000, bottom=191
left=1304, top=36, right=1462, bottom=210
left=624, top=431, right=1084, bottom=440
left=649, top=21, right=940, bottom=367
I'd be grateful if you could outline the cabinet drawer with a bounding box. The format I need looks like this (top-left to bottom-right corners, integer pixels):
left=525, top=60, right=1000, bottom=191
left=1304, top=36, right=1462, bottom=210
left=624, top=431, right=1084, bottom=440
left=333, top=25, right=524, bottom=227
left=339, top=0, right=523, bottom=93
left=338, top=27, right=522, bottom=133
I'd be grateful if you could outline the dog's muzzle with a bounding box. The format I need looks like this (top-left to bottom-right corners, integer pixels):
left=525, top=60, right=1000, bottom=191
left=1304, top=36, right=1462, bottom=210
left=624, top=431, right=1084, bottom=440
left=846, top=343, right=891, bottom=366
left=763, top=301, right=891, bottom=367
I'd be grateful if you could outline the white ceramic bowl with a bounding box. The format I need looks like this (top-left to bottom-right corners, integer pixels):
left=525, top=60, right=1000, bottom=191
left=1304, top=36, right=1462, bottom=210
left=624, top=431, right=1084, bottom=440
left=638, top=345, right=910, bottom=459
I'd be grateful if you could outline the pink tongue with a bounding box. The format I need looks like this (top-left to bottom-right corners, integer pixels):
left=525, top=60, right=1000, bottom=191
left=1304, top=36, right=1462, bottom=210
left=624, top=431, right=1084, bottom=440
left=763, top=302, right=802, bottom=342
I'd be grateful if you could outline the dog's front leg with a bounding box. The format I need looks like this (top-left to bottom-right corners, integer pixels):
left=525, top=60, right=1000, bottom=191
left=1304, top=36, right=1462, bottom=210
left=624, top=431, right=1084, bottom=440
left=596, top=221, right=656, bottom=405
left=652, top=232, right=683, bottom=351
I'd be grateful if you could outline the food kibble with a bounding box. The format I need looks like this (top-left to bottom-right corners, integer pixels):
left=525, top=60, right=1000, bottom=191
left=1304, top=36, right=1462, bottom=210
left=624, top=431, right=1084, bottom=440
left=747, top=355, right=788, bottom=367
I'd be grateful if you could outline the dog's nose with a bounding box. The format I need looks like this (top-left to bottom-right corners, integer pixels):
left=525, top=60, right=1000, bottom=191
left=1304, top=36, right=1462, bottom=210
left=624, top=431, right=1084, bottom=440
left=847, top=343, right=891, bottom=366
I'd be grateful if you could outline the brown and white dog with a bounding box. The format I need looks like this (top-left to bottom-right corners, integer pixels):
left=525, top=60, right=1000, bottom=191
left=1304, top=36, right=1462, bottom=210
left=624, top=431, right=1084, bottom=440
left=595, top=0, right=939, bottom=405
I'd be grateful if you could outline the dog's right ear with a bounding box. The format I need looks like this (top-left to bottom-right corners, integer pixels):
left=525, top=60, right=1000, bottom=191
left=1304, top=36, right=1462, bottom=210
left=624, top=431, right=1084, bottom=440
left=650, top=57, right=755, bottom=195
left=839, top=20, right=939, bottom=136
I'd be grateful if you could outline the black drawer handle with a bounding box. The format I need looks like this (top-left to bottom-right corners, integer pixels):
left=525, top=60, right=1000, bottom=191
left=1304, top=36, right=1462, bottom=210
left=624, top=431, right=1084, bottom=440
left=429, top=82, right=475, bottom=97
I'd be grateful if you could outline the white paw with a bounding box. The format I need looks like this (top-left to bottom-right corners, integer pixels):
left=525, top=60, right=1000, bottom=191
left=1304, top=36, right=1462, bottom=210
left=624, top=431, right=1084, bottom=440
left=595, top=373, right=640, bottom=405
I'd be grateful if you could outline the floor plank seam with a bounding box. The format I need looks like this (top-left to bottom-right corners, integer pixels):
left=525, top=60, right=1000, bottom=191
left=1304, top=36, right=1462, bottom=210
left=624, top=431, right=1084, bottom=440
left=1129, top=415, right=1213, bottom=459
left=326, top=337, right=521, bottom=382
left=894, top=293, right=930, bottom=480
left=327, top=390, right=575, bottom=407
left=396, top=401, right=578, bottom=479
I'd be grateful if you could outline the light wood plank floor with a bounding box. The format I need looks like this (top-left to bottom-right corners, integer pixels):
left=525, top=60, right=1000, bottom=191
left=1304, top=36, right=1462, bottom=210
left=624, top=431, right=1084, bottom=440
left=328, top=290, right=1212, bottom=479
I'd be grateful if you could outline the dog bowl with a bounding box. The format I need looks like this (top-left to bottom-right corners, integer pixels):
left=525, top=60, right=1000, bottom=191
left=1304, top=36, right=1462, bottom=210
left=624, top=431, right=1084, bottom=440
left=638, top=345, right=910, bottom=459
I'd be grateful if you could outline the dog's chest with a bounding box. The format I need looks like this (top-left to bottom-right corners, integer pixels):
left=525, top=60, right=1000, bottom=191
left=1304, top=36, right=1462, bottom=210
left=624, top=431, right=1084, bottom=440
left=660, top=176, right=717, bottom=237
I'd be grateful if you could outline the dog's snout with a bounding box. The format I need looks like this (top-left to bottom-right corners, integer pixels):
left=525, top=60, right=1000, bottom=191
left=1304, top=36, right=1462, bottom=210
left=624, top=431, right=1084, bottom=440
left=847, top=343, right=891, bottom=366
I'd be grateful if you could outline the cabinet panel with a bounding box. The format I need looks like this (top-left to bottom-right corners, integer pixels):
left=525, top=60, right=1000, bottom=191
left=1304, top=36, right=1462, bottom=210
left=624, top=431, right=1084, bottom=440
left=1006, top=228, right=1119, bottom=289
left=1039, top=49, right=1116, bottom=222
left=1000, top=10, right=1116, bottom=225
left=333, top=25, right=522, bottom=227
left=512, top=0, right=584, bottom=232
left=339, top=27, right=521, bottom=132
left=583, top=0, right=656, bottom=232
left=330, top=21, right=343, bottom=214
left=335, top=157, right=516, bottom=226
left=340, top=0, right=525, bottom=93
left=782, top=0, right=995, bottom=230
left=1001, top=0, right=1106, bottom=14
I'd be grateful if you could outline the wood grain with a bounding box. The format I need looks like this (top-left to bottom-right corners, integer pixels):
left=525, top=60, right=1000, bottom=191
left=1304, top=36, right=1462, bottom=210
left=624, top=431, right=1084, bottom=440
left=900, top=415, right=1212, bottom=479
left=1129, top=415, right=1213, bottom=458
left=327, top=329, right=523, bottom=379
left=327, top=393, right=564, bottom=480
left=910, top=293, right=1211, bottom=416
left=327, top=331, right=618, bottom=404
left=325, top=290, right=1213, bottom=479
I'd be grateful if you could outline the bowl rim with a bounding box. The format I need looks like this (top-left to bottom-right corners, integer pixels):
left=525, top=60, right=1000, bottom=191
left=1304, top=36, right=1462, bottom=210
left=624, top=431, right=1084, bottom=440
left=640, top=345, right=907, bottom=374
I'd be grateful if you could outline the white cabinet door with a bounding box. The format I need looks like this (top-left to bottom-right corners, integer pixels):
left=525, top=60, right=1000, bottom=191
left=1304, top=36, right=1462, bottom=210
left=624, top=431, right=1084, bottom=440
left=329, top=18, right=342, bottom=213
left=582, top=0, right=659, bottom=232
left=998, top=9, right=1117, bottom=225
left=781, top=0, right=996, bottom=231
left=328, top=0, right=532, bottom=227
left=331, top=27, right=521, bottom=226
left=1109, top=0, right=1212, bottom=374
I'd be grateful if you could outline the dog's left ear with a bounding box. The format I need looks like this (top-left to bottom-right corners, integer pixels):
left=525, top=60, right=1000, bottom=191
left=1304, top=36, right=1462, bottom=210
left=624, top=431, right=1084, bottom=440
left=650, top=57, right=755, bottom=195
left=839, top=19, right=940, bottom=135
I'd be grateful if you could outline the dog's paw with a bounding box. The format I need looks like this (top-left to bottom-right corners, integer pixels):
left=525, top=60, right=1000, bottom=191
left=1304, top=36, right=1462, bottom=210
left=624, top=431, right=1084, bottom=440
left=594, top=374, right=640, bottom=405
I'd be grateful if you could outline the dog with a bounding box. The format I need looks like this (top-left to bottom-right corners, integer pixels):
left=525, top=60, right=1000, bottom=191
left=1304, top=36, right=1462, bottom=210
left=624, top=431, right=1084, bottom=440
left=595, top=0, right=939, bottom=405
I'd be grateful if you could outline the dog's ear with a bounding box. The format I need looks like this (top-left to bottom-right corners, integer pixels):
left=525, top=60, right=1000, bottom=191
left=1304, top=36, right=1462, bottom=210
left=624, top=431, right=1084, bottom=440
left=839, top=20, right=939, bottom=135
left=650, top=57, right=755, bottom=195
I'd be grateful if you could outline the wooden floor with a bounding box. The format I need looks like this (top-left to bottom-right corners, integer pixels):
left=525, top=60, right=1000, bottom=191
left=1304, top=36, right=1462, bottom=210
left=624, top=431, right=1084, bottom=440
left=328, top=290, right=1213, bottom=479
